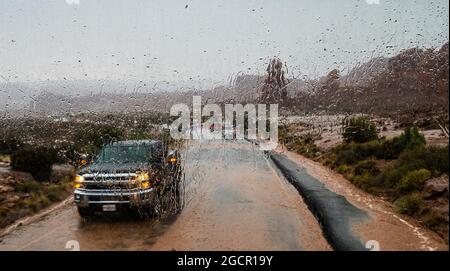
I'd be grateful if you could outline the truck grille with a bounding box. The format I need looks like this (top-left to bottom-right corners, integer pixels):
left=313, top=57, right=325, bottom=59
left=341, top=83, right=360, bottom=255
left=82, top=173, right=137, bottom=190
left=83, top=182, right=131, bottom=190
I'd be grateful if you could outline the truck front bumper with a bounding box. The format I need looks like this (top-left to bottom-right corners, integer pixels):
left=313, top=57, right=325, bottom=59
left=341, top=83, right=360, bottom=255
left=74, top=188, right=156, bottom=208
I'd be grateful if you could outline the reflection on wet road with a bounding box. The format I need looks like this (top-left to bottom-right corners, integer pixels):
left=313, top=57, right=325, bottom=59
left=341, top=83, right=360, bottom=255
left=0, top=140, right=330, bottom=251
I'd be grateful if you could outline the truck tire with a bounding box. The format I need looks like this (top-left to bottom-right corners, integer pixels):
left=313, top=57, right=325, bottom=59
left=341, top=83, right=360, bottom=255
left=170, top=179, right=181, bottom=213
left=77, top=206, right=93, bottom=218
left=134, top=204, right=156, bottom=219
left=145, top=204, right=156, bottom=218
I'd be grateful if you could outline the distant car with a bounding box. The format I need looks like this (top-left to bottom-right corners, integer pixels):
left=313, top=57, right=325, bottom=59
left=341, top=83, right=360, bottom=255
left=224, top=125, right=240, bottom=140
left=223, top=125, right=233, bottom=140
left=73, top=140, right=181, bottom=218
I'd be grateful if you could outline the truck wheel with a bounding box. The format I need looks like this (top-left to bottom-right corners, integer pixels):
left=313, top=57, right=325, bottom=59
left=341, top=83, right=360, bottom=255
left=135, top=205, right=156, bottom=219
left=145, top=205, right=156, bottom=218
left=77, top=207, right=93, bottom=219
left=170, top=180, right=181, bottom=213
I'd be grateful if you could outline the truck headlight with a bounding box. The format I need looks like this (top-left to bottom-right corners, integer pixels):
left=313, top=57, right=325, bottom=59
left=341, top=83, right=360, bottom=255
left=129, top=172, right=151, bottom=189
left=136, top=172, right=150, bottom=181
left=74, top=175, right=85, bottom=189
left=140, top=180, right=151, bottom=189
left=168, top=157, right=177, bottom=163
left=75, top=175, right=85, bottom=182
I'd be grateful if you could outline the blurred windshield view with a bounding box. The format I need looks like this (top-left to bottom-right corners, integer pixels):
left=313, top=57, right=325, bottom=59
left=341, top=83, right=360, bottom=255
left=96, top=145, right=151, bottom=164
left=0, top=0, right=448, bottom=252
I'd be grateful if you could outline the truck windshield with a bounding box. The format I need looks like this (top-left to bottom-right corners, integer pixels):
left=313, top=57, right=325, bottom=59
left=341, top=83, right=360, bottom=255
left=96, top=145, right=152, bottom=163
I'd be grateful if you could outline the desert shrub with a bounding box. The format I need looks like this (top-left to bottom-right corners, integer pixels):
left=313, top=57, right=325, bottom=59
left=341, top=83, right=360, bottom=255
left=423, top=146, right=449, bottom=174
left=336, top=164, right=352, bottom=174
left=397, top=146, right=449, bottom=176
left=11, top=146, right=61, bottom=182
left=334, top=127, right=427, bottom=164
left=395, top=169, right=431, bottom=195
left=349, top=173, right=375, bottom=191
left=301, top=133, right=317, bottom=145
left=334, top=148, right=358, bottom=165
left=373, top=127, right=425, bottom=160
left=43, top=184, right=67, bottom=202
left=421, top=211, right=446, bottom=228
left=354, top=160, right=380, bottom=176
left=376, top=145, right=449, bottom=190
left=0, top=137, right=23, bottom=155
left=373, top=167, right=402, bottom=190
left=398, top=127, right=426, bottom=150
left=22, top=192, right=50, bottom=212
left=285, top=134, right=320, bottom=159
left=334, top=141, right=382, bottom=165
left=294, top=143, right=319, bottom=159
left=394, top=192, right=423, bottom=215
left=375, top=136, right=405, bottom=159
left=342, top=117, right=378, bottom=143
left=320, top=154, right=336, bottom=167
left=355, top=140, right=382, bottom=158
left=15, top=180, right=42, bottom=193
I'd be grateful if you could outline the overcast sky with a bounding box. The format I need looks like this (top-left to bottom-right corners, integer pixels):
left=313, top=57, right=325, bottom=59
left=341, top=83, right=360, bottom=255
left=0, top=0, right=448, bottom=88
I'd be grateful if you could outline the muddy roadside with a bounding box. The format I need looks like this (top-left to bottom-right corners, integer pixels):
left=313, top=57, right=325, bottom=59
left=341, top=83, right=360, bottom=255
left=0, top=160, right=74, bottom=231
left=279, top=148, right=448, bottom=251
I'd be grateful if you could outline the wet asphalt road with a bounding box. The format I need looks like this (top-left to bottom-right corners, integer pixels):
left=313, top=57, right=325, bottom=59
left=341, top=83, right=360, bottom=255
left=0, top=140, right=330, bottom=251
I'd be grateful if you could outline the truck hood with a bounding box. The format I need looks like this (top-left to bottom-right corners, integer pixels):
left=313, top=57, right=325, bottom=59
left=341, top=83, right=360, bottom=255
left=78, top=162, right=150, bottom=175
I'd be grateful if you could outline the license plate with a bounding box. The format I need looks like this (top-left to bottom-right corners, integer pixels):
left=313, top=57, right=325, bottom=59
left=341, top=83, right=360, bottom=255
left=102, top=204, right=116, bottom=212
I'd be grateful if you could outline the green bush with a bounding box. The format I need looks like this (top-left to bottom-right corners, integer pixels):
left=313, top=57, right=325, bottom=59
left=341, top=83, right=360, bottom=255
left=334, top=148, right=358, bottom=165
left=395, top=169, right=431, bottom=195
left=334, top=127, right=427, bottom=164
left=11, top=146, right=61, bottom=182
left=394, top=192, right=423, bottom=215
left=22, top=192, right=50, bottom=212
left=354, top=160, right=380, bottom=176
left=336, top=164, right=352, bottom=174
left=356, top=140, right=382, bottom=158
left=350, top=173, right=375, bottom=191
left=376, top=145, right=449, bottom=191
left=334, top=141, right=382, bottom=165
left=336, top=127, right=425, bottom=161
left=285, top=134, right=319, bottom=159
left=375, top=137, right=405, bottom=159
left=424, top=146, right=449, bottom=174
left=43, top=184, right=69, bottom=202
left=15, top=180, right=42, bottom=193
left=372, top=127, right=425, bottom=160
left=342, top=117, right=378, bottom=143
left=397, top=146, right=449, bottom=175
left=421, top=211, right=446, bottom=228
left=374, top=167, right=402, bottom=189
left=398, top=127, right=426, bottom=150
left=0, top=137, right=23, bottom=155
left=43, top=182, right=72, bottom=202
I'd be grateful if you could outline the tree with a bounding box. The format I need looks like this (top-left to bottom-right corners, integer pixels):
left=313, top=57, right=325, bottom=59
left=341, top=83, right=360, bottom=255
left=11, top=146, right=62, bottom=182
left=259, top=58, right=288, bottom=103
left=323, top=69, right=341, bottom=93
left=398, top=127, right=426, bottom=150
left=342, top=117, right=378, bottom=143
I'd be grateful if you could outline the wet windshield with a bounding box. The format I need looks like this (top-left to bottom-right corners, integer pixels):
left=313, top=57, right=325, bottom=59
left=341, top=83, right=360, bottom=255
left=0, top=0, right=448, bottom=253
left=95, top=145, right=151, bottom=163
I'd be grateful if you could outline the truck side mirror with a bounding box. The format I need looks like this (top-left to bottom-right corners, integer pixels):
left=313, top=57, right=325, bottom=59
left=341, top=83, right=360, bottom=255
left=167, top=150, right=178, bottom=164
left=79, top=154, right=93, bottom=167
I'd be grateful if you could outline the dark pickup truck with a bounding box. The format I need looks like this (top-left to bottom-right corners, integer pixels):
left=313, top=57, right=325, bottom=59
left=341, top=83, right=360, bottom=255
left=73, top=140, right=181, bottom=218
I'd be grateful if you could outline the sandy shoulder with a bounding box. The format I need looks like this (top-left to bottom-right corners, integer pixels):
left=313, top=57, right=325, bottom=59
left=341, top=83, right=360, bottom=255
left=282, top=149, right=448, bottom=251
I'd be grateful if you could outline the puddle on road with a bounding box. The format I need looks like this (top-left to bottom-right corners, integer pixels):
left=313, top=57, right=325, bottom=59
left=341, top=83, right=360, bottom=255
left=74, top=211, right=180, bottom=250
